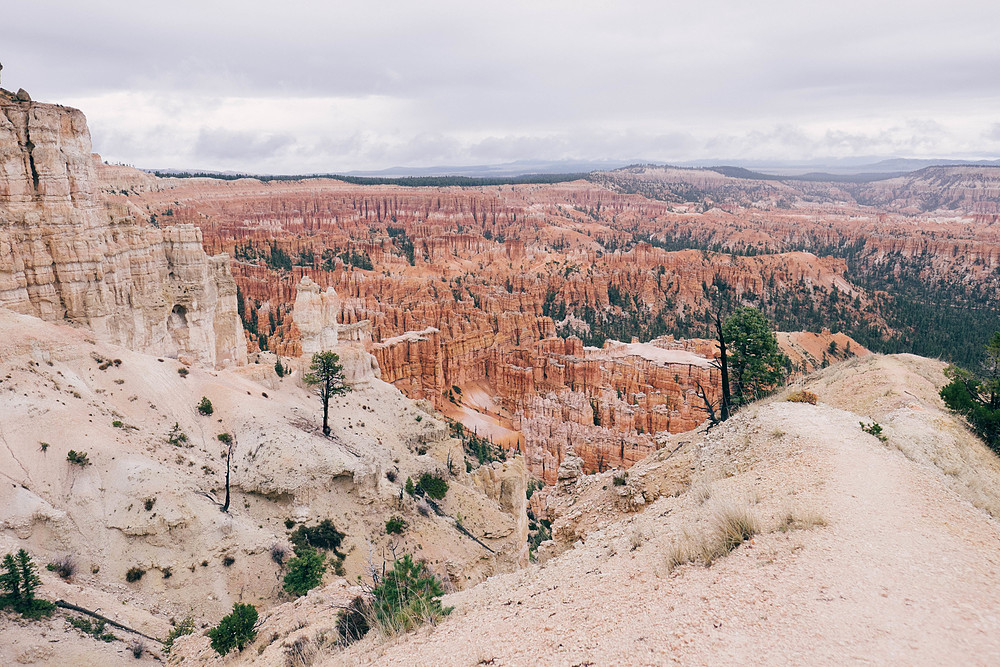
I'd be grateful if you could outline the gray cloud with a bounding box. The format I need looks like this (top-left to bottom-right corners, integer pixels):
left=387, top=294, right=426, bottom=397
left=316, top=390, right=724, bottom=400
left=7, top=0, right=999, bottom=171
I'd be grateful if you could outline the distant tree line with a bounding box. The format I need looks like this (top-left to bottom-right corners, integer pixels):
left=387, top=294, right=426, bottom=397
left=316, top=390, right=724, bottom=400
left=152, top=171, right=589, bottom=187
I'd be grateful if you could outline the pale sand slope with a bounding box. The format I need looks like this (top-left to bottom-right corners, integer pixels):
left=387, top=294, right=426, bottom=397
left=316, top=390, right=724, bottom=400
left=328, top=354, right=1000, bottom=666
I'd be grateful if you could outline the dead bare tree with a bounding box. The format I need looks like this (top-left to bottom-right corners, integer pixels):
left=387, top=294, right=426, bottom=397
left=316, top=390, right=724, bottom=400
left=218, top=432, right=235, bottom=513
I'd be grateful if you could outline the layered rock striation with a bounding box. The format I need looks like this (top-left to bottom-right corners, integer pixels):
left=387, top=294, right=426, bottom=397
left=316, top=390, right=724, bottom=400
left=0, top=91, right=245, bottom=367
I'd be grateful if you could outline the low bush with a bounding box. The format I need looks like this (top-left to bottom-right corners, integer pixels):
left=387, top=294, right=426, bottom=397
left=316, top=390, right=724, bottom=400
left=283, top=547, right=326, bottom=597
left=197, top=396, right=214, bottom=416
left=163, top=616, right=195, bottom=655
left=46, top=555, right=75, bottom=580
left=207, top=603, right=258, bottom=656
left=289, top=519, right=345, bottom=554
left=125, top=566, right=145, bottom=583
left=786, top=390, right=818, bottom=404
left=370, top=555, right=451, bottom=635
left=417, top=473, right=448, bottom=500
left=860, top=421, right=888, bottom=442
left=385, top=516, right=407, bottom=535
left=68, top=616, right=117, bottom=642
left=271, top=543, right=288, bottom=566
left=336, top=596, right=372, bottom=646
left=66, top=450, right=90, bottom=466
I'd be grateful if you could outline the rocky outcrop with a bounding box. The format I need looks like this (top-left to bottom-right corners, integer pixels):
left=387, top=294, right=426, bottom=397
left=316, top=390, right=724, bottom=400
left=0, top=93, right=246, bottom=367
left=289, top=276, right=380, bottom=385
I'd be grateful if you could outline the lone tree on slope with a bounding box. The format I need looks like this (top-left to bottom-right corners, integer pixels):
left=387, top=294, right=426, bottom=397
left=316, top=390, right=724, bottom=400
left=722, top=306, right=789, bottom=405
left=304, top=351, right=350, bottom=435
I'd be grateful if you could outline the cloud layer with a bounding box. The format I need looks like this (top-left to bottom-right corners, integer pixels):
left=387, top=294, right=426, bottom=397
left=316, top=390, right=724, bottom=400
left=5, top=0, right=1000, bottom=172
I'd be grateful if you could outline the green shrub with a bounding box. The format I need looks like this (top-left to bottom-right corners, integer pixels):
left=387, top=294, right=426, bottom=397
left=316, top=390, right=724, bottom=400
left=163, top=616, right=195, bottom=655
left=177, top=367, right=189, bottom=378
left=371, top=555, right=451, bottom=635
left=167, top=423, right=188, bottom=447
left=417, top=473, right=448, bottom=500
left=66, top=450, right=90, bottom=466
left=112, top=420, right=124, bottom=428
left=612, top=473, right=627, bottom=486
left=385, top=516, right=407, bottom=535
left=283, top=547, right=326, bottom=597
left=274, top=359, right=285, bottom=378
left=289, top=519, right=345, bottom=553
left=860, top=421, right=887, bottom=442
left=404, top=477, right=415, bottom=496
left=207, top=603, right=258, bottom=656
left=197, top=396, right=214, bottom=416
left=217, top=432, right=232, bottom=445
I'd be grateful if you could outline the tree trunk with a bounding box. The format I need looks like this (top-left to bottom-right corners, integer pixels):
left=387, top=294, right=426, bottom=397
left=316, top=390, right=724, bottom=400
left=322, top=378, right=331, bottom=435
left=221, top=436, right=234, bottom=513
left=715, top=312, right=731, bottom=421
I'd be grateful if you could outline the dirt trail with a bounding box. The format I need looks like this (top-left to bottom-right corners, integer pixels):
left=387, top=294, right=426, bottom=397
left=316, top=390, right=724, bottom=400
left=331, top=358, right=1000, bottom=666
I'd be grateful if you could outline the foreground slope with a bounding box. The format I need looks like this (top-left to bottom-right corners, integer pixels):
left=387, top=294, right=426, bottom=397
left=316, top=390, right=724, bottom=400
left=323, top=354, right=1000, bottom=666
left=0, top=307, right=528, bottom=665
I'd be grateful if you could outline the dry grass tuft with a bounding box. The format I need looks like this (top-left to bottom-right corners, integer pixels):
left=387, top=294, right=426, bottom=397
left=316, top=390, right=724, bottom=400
left=665, top=503, right=760, bottom=570
left=786, top=390, right=818, bottom=405
left=778, top=509, right=828, bottom=533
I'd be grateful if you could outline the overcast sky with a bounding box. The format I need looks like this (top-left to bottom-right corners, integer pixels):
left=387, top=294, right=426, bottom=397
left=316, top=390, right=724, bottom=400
left=5, top=1, right=1000, bottom=173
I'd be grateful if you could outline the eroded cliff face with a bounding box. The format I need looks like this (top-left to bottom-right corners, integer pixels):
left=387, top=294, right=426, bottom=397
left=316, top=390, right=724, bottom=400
left=0, top=92, right=246, bottom=367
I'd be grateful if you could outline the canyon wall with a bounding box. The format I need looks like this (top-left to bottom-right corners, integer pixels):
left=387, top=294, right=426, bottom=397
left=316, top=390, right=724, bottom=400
left=0, top=91, right=246, bottom=367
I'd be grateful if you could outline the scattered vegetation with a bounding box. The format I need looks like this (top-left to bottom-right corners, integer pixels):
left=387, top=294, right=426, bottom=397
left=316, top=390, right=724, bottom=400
left=786, top=390, right=818, bottom=404
left=274, top=358, right=286, bottom=378
left=197, top=396, right=214, bottom=416
left=527, top=518, right=552, bottom=560
left=177, top=367, right=189, bottom=378
left=208, top=603, right=258, bottom=656
left=112, top=420, right=124, bottom=428
left=940, top=332, right=1000, bottom=452
left=167, top=422, right=189, bottom=447
left=404, top=477, right=415, bottom=496
left=860, top=421, right=888, bottom=442
left=125, top=566, right=145, bottom=583
left=449, top=421, right=507, bottom=466
left=66, top=449, right=90, bottom=466
left=612, top=472, right=628, bottom=486
left=46, top=555, right=75, bottom=580
left=129, top=638, right=146, bottom=658
left=68, top=616, right=118, bottom=642
left=385, top=516, right=408, bottom=535
left=1, top=549, right=55, bottom=619
left=163, top=616, right=195, bottom=655
left=143, top=497, right=155, bottom=511
left=222, top=555, right=236, bottom=567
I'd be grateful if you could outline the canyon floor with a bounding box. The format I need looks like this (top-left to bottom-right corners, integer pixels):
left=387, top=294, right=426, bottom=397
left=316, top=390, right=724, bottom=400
left=320, top=354, right=1000, bottom=666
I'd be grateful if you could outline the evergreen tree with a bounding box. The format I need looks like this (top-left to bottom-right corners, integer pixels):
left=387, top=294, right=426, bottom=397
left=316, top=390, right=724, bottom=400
left=722, top=307, right=789, bottom=404
left=303, top=351, right=350, bottom=435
